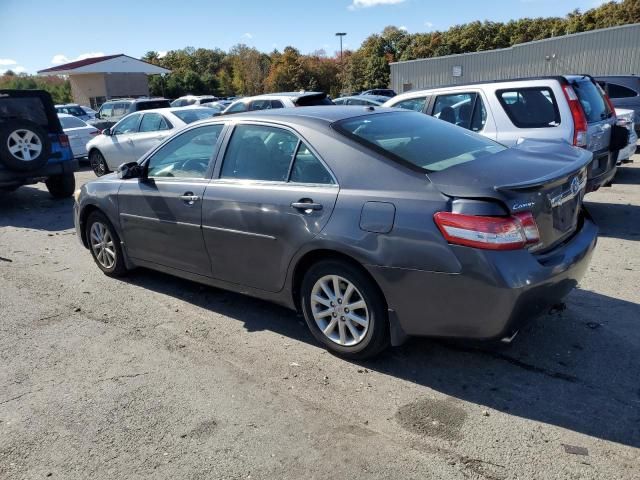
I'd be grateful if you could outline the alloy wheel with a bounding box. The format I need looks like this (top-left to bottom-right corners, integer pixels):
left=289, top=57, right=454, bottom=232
left=91, top=152, right=107, bottom=176
left=7, top=129, right=42, bottom=161
left=310, top=274, right=370, bottom=346
left=90, top=221, right=116, bottom=269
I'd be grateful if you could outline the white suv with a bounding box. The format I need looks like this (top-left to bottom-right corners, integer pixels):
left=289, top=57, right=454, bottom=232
left=384, top=75, right=628, bottom=192
left=222, top=92, right=333, bottom=115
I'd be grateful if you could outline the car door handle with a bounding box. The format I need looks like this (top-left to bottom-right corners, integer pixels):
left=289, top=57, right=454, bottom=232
left=291, top=200, right=323, bottom=212
left=179, top=193, right=201, bottom=205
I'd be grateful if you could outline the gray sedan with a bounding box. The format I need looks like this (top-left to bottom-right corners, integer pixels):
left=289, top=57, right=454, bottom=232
left=73, top=107, right=597, bottom=359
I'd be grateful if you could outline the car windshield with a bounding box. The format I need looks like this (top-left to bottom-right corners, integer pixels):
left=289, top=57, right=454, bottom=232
left=172, top=108, right=216, bottom=124
left=334, top=111, right=505, bottom=172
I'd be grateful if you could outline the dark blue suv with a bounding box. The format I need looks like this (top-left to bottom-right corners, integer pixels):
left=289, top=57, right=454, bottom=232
left=0, top=90, right=77, bottom=197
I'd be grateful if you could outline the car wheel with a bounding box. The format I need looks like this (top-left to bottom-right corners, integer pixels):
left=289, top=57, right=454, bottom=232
left=300, top=260, right=389, bottom=359
left=86, top=211, right=127, bottom=277
left=89, top=150, right=109, bottom=177
left=0, top=120, right=51, bottom=172
left=45, top=172, right=75, bottom=199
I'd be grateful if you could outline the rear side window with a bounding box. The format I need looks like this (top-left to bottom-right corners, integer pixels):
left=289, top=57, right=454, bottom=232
left=432, top=92, right=487, bottom=132
left=136, top=100, right=171, bottom=111
left=392, top=97, right=427, bottom=112
left=607, top=82, right=638, bottom=99
left=497, top=87, right=560, bottom=128
left=296, top=95, right=333, bottom=106
left=225, top=102, right=248, bottom=114
left=59, top=116, right=87, bottom=129
left=139, top=113, right=170, bottom=132
left=334, top=111, right=505, bottom=172
left=112, top=103, right=129, bottom=116
left=571, top=80, right=612, bottom=123
left=290, top=144, right=334, bottom=184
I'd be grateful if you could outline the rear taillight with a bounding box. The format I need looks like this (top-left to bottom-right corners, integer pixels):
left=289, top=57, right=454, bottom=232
left=562, top=85, right=588, bottom=148
left=434, top=211, right=540, bottom=251
left=603, top=93, right=617, bottom=121
left=58, top=134, right=70, bottom=148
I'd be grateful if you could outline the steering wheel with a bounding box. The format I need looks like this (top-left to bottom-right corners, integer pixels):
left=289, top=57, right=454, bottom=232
left=181, top=157, right=209, bottom=174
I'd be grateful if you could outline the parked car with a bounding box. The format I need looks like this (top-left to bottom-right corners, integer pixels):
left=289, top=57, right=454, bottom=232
left=361, top=88, right=397, bottom=97
left=0, top=90, right=77, bottom=197
left=91, top=98, right=172, bottom=131
left=201, top=100, right=233, bottom=114
left=171, top=95, right=219, bottom=107
left=86, top=106, right=217, bottom=176
left=58, top=113, right=100, bottom=159
left=222, top=92, right=333, bottom=115
left=56, top=103, right=95, bottom=122
left=384, top=75, right=628, bottom=192
left=74, top=107, right=597, bottom=359
left=615, top=108, right=637, bottom=163
left=595, top=75, right=640, bottom=134
left=333, top=95, right=387, bottom=106
left=82, top=106, right=98, bottom=117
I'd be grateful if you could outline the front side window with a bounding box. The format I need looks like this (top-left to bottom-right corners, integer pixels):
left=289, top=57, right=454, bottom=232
left=112, top=103, right=129, bottom=117
left=334, top=111, right=505, bottom=173
left=607, top=82, right=638, bottom=99
left=112, top=114, right=141, bottom=135
left=391, top=97, right=427, bottom=112
left=147, top=125, right=224, bottom=178
left=497, top=87, right=561, bottom=128
left=433, top=92, right=487, bottom=132
left=99, top=104, right=114, bottom=119
left=139, top=113, right=170, bottom=132
left=250, top=99, right=273, bottom=111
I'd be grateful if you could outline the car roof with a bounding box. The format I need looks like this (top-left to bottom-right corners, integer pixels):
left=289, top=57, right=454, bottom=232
left=57, top=113, right=75, bottom=118
left=249, top=91, right=325, bottom=99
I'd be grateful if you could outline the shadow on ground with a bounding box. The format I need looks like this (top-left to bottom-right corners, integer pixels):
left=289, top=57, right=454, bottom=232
left=120, top=266, right=640, bottom=448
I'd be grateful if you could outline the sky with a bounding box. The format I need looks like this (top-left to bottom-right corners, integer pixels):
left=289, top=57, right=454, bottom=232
left=0, top=0, right=611, bottom=74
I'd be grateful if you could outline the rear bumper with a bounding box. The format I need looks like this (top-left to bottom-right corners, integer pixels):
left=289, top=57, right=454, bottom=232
left=0, top=159, right=78, bottom=188
left=368, top=213, right=598, bottom=340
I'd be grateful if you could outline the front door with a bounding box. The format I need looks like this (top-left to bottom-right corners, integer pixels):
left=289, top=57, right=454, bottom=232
left=201, top=123, right=339, bottom=292
left=118, top=124, right=225, bottom=276
left=102, top=113, right=142, bottom=169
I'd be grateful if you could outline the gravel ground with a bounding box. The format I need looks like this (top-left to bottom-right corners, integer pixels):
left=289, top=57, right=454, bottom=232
left=1, top=158, right=639, bottom=480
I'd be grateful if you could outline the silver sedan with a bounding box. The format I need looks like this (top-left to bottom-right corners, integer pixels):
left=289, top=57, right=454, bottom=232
left=86, top=107, right=217, bottom=176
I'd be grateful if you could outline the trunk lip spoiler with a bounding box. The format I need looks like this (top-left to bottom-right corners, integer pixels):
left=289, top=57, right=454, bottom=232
left=494, top=155, right=591, bottom=191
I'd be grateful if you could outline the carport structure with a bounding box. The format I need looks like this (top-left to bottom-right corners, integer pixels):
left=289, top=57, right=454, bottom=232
left=37, top=54, right=170, bottom=109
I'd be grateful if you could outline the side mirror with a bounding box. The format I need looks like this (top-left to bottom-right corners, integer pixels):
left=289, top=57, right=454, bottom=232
left=117, top=161, right=144, bottom=179
left=102, top=128, right=112, bottom=136
left=94, top=112, right=101, bottom=119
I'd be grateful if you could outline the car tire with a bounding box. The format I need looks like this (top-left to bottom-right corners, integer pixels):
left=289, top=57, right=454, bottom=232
left=0, top=120, right=51, bottom=172
left=89, top=150, right=109, bottom=177
left=85, top=211, right=127, bottom=277
left=45, top=172, right=75, bottom=199
left=300, top=260, right=390, bottom=360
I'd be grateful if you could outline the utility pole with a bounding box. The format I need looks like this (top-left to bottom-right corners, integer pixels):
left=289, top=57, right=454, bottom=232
left=335, top=32, right=347, bottom=63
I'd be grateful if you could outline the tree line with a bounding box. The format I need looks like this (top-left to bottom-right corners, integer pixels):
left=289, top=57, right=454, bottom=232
left=1, top=0, right=638, bottom=103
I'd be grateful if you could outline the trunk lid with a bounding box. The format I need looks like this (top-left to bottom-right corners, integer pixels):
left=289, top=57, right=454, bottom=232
left=428, top=139, right=592, bottom=251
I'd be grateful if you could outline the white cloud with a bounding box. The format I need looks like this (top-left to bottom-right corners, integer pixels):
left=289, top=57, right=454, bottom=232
left=158, top=50, right=168, bottom=58
left=51, top=52, right=105, bottom=65
left=243, top=32, right=253, bottom=39
left=399, top=25, right=408, bottom=31
left=349, top=0, right=405, bottom=10
left=0, top=58, right=17, bottom=66
left=0, top=65, right=26, bottom=74
left=424, top=21, right=434, bottom=28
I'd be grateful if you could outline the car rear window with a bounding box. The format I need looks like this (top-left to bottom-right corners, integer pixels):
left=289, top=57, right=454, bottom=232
left=59, top=116, right=87, bottom=129
left=571, top=79, right=612, bottom=123
left=295, top=95, right=334, bottom=106
left=497, top=87, right=560, bottom=128
left=137, top=100, right=171, bottom=111
left=0, top=97, right=49, bottom=128
left=334, top=111, right=505, bottom=172
left=172, top=108, right=216, bottom=124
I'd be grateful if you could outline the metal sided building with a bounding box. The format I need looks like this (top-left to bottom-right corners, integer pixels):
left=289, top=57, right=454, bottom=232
left=390, top=23, right=640, bottom=93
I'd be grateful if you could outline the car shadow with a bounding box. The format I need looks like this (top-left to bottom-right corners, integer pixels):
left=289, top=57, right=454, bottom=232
left=585, top=199, right=640, bottom=241
left=119, top=268, right=640, bottom=448
left=0, top=184, right=75, bottom=232
left=612, top=163, right=640, bottom=185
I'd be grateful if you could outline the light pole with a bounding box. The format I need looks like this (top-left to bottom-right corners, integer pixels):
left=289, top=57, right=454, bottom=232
left=335, top=32, right=347, bottom=63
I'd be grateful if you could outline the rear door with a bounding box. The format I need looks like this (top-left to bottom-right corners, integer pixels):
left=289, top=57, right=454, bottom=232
left=201, top=122, right=339, bottom=292
left=131, top=112, right=173, bottom=159
left=570, top=77, right=616, bottom=178
left=118, top=124, right=225, bottom=276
